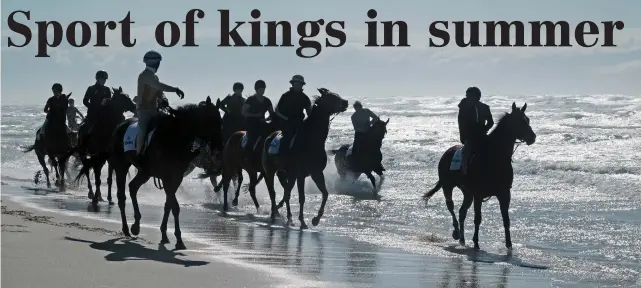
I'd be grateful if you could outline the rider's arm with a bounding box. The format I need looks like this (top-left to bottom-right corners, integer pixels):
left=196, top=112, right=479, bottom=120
left=457, top=109, right=467, bottom=143
left=266, top=99, right=275, bottom=119
left=241, top=103, right=257, bottom=117
left=44, top=98, right=52, bottom=113
left=140, top=73, right=178, bottom=94
left=366, top=108, right=379, bottom=123
left=484, top=107, right=494, bottom=132
left=219, top=95, right=231, bottom=114
left=82, top=87, right=92, bottom=108
left=303, top=95, right=312, bottom=119
left=76, top=108, right=85, bottom=119
left=274, top=94, right=289, bottom=120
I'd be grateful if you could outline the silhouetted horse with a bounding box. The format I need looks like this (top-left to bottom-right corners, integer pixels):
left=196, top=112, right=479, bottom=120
left=76, top=87, right=136, bottom=206
left=217, top=120, right=277, bottom=212
left=262, top=88, right=348, bottom=228
left=329, top=118, right=389, bottom=191
left=32, top=93, right=74, bottom=191
left=422, top=103, right=536, bottom=250
left=21, top=127, right=78, bottom=187
left=75, top=97, right=223, bottom=250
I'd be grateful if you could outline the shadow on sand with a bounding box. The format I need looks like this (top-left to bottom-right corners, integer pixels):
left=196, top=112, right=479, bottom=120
left=64, top=236, right=209, bottom=267
left=443, top=244, right=549, bottom=270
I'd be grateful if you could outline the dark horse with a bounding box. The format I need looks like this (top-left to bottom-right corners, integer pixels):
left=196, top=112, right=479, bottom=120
left=262, top=88, right=348, bottom=228
left=75, top=96, right=223, bottom=250
left=21, top=127, right=78, bottom=188
left=329, top=117, right=389, bottom=191
left=76, top=86, right=136, bottom=206
left=28, top=93, right=74, bottom=191
left=217, top=120, right=276, bottom=212
left=422, top=103, right=536, bottom=250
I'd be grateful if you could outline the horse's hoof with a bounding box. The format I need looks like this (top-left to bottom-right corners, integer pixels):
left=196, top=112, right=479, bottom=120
left=97, top=196, right=105, bottom=202
left=220, top=211, right=228, bottom=217
left=474, top=243, right=480, bottom=250
left=131, top=223, right=140, bottom=236
left=311, top=217, right=320, bottom=226
left=287, top=219, right=294, bottom=227
left=300, top=223, right=309, bottom=230
left=122, top=229, right=131, bottom=237
left=87, top=191, right=94, bottom=199
left=506, top=242, right=512, bottom=249
left=459, top=239, right=465, bottom=246
left=160, top=237, right=170, bottom=244
left=232, top=199, right=238, bottom=206
left=452, top=230, right=460, bottom=240
left=109, top=201, right=115, bottom=206
left=175, top=242, right=187, bottom=250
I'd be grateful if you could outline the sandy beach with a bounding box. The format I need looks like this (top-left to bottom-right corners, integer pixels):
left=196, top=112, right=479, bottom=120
left=1, top=196, right=322, bottom=288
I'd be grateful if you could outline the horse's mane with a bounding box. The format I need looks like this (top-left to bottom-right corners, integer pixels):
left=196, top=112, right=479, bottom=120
left=488, top=112, right=510, bottom=136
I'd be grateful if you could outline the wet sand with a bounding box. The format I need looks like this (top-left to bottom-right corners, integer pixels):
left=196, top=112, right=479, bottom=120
left=1, top=183, right=553, bottom=288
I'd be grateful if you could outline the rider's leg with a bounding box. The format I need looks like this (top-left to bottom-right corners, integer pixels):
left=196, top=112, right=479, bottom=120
left=136, top=109, right=156, bottom=158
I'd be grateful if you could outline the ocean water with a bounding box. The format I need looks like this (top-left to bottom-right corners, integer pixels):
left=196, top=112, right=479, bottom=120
left=2, top=94, right=641, bottom=287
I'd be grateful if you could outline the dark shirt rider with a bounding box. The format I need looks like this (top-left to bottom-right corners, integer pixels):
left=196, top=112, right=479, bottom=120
left=242, top=80, right=275, bottom=152
left=274, top=74, right=312, bottom=155
left=81, top=70, right=111, bottom=134
left=220, top=82, right=247, bottom=140
left=40, top=83, right=69, bottom=138
left=458, top=86, right=494, bottom=175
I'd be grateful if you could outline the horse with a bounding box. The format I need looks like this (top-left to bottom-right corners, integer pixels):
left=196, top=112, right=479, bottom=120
left=76, top=86, right=136, bottom=206
left=32, top=93, right=74, bottom=191
left=217, top=119, right=277, bottom=212
left=329, top=117, right=389, bottom=191
left=21, top=127, right=79, bottom=187
left=75, top=96, right=224, bottom=250
left=422, top=102, right=536, bottom=250
left=262, top=88, right=348, bottom=228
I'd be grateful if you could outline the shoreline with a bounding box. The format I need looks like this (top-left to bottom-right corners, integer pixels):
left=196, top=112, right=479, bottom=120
left=1, top=196, right=326, bottom=288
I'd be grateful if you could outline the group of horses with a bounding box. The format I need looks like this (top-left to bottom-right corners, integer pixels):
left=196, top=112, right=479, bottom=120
left=22, top=85, right=537, bottom=252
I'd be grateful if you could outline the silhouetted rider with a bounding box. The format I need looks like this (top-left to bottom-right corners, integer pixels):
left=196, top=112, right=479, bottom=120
left=274, top=75, right=311, bottom=156
left=220, top=82, right=246, bottom=140
left=351, top=101, right=379, bottom=161
left=242, top=80, right=274, bottom=153
left=458, top=86, right=493, bottom=175
left=79, top=70, right=111, bottom=137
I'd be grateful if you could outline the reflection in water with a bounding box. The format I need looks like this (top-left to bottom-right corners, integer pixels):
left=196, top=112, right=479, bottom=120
left=10, top=190, right=551, bottom=288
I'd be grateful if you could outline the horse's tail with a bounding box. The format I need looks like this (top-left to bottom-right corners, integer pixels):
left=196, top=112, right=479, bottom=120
left=73, top=151, right=109, bottom=184
left=422, top=180, right=442, bottom=206
left=21, top=144, right=36, bottom=153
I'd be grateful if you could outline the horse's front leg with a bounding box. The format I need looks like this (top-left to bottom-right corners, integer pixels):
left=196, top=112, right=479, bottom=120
left=106, top=161, right=114, bottom=205
left=498, top=193, right=512, bottom=249
left=36, top=152, right=51, bottom=187
left=92, top=161, right=106, bottom=205
left=364, top=171, right=377, bottom=191
left=57, top=156, right=68, bottom=192
left=232, top=169, right=243, bottom=206
left=310, top=171, right=329, bottom=227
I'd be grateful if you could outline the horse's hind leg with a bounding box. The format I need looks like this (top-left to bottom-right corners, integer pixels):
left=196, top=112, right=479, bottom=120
left=498, top=193, right=512, bottom=249
left=115, top=163, right=131, bottom=236
left=471, top=197, right=483, bottom=250
left=364, top=172, right=377, bottom=191
left=442, top=186, right=460, bottom=240
left=247, top=171, right=260, bottom=211
left=128, top=171, right=150, bottom=236
left=263, top=171, right=279, bottom=224
left=294, top=176, right=306, bottom=228
left=92, top=161, right=106, bottom=205
left=458, top=192, right=473, bottom=246
left=276, top=171, right=289, bottom=208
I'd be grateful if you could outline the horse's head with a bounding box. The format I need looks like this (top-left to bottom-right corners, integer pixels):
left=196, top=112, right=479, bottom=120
left=110, top=86, right=136, bottom=113
left=314, top=88, right=349, bottom=115
left=507, top=102, right=536, bottom=145
left=369, top=117, right=389, bottom=141
left=192, top=96, right=224, bottom=150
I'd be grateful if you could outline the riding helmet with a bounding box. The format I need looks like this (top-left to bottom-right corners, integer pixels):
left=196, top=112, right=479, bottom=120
left=143, top=50, right=162, bottom=65
left=51, top=83, right=63, bottom=92
left=233, top=82, right=244, bottom=90
left=95, top=70, right=108, bottom=80
left=254, top=80, right=266, bottom=89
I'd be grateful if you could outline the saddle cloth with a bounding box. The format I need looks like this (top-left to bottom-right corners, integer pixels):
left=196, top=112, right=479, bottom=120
left=450, top=147, right=463, bottom=170
left=267, top=132, right=297, bottom=155
left=123, top=121, right=156, bottom=152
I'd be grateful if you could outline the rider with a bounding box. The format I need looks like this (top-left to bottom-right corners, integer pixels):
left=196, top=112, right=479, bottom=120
left=458, top=86, right=494, bottom=175
left=242, top=80, right=275, bottom=153
left=81, top=70, right=111, bottom=136
left=66, top=98, right=84, bottom=132
left=351, top=101, right=379, bottom=161
left=274, top=74, right=311, bottom=156
left=220, top=82, right=247, bottom=140
left=41, top=83, right=69, bottom=139
left=136, top=50, right=184, bottom=162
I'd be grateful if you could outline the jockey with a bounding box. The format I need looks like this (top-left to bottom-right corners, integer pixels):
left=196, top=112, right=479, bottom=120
left=80, top=70, right=111, bottom=136
left=350, top=101, right=379, bottom=161
left=41, top=83, right=69, bottom=138
left=274, top=75, right=311, bottom=156
left=66, top=98, right=84, bottom=132
left=136, top=50, right=184, bottom=161
left=220, top=82, right=247, bottom=139
left=242, top=80, right=275, bottom=153
left=458, top=86, right=494, bottom=175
